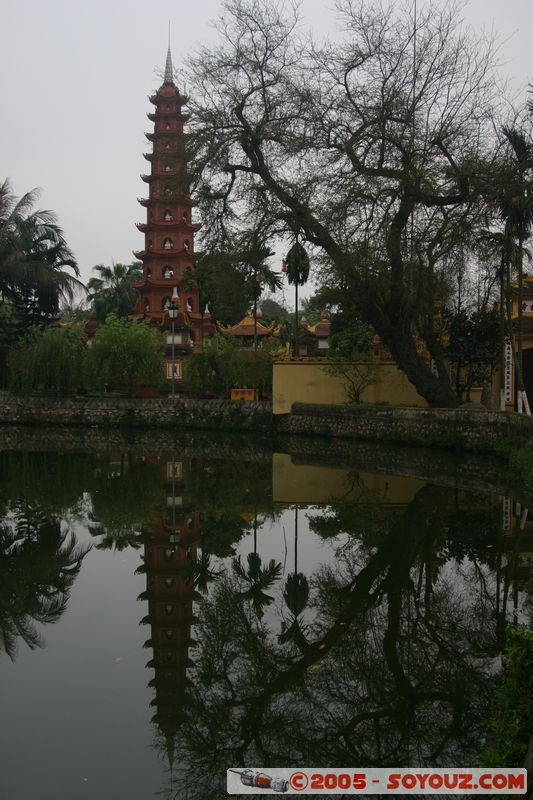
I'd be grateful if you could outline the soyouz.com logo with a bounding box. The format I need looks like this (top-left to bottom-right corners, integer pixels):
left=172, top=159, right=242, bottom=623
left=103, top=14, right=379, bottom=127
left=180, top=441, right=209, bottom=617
left=227, top=768, right=527, bottom=794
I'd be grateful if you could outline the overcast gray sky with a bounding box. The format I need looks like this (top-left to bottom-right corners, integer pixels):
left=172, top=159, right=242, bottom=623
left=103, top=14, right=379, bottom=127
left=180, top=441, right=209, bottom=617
left=1, top=0, right=531, bottom=296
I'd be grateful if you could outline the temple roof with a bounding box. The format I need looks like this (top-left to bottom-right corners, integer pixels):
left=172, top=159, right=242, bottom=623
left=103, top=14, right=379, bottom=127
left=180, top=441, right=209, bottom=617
left=306, top=317, right=330, bottom=337
left=510, top=274, right=533, bottom=294
left=218, top=313, right=279, bottom=337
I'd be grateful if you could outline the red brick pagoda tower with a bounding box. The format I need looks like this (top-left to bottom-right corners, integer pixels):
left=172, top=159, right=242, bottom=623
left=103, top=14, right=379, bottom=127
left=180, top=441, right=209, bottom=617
left=136, top=457, right=202, bottom=767
left=132, top=46, right=212, bottom=384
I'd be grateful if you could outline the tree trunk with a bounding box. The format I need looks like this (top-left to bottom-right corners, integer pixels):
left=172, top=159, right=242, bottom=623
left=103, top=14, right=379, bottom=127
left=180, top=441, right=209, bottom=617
left=253, top=291, right=258, bottom=353
left=294, top=505, right=298, bottom=574
left=294, top=280, right=299, bottom=358
left=455, top=359, right=463, bottom=401
left=381, top=325, right=459, bottom=407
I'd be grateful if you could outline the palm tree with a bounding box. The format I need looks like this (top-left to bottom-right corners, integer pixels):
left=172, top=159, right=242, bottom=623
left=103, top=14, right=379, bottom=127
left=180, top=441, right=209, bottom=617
left=0, top=504, right=90, bottom=659
left=285, top=238, right=310, bottom=357
left=87, top=262, right=142, bottom=321
left=279, top=572, right=310, bottom=649
left=59, top=301, right=90, bottom=323
left=279, top=507, right=310, bottom=650
left=0, top=179, right=82, bottom=322
left=191, top=550, right=221, bottom=594
left=237, top=237, right=282, bottom=353
left=232, top=552, right=282, bottom=619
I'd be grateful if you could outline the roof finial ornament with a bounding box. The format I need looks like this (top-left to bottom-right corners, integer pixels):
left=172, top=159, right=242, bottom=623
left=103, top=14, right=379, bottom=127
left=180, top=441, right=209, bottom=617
left=164, top=22, right=174, bottom=84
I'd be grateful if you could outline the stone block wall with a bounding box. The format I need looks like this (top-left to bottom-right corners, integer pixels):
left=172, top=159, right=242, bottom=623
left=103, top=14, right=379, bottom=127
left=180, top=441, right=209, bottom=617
left=0, top=396, right=273, bottom=432
left=276, top=403, right=533, bottom=450
left=1, top=396, right=533, bottom=454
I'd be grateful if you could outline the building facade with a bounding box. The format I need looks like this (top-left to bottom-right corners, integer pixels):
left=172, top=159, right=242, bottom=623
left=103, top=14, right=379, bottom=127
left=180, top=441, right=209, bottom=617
left=501, top=276, right=533, bottom=411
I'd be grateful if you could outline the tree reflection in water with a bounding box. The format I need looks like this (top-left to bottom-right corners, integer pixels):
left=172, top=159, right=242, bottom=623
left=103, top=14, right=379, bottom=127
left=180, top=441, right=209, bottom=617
left=154, top=483, right=526, bottom=800
left=0, top=503, right=90, bottom=660
left=88, top=456, right=163, bottom=550
left=0, top=444, right=529, bottom=799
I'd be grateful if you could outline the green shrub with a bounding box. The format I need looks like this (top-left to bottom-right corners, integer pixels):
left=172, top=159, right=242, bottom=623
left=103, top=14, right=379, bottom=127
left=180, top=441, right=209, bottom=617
left=481, top=625, right=533, bottom=767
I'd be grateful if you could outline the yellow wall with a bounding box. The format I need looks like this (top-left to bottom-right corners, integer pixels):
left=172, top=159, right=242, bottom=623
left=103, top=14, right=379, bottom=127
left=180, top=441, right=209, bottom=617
left=272, top=452, right=425, bottom=505
left=273, top=359, right=427, bottom=414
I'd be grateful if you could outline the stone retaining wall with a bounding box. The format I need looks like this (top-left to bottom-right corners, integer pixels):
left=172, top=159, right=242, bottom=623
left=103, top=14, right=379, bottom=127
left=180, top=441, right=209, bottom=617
left=0, top=424, right=273, bottom=462
left=276, top=402, right=533, bottom=450
left=0, top=396, right=273, bottom=432
left=1, top=396, right=533, bottom=453
left=1, top=423, right=530, bottom=505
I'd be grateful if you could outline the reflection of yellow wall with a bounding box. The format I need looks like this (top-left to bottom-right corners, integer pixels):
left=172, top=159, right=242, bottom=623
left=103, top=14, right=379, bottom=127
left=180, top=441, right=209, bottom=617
left=273, top=360, right=427, bottom=414
left=272, top=452, right=424, bottom=505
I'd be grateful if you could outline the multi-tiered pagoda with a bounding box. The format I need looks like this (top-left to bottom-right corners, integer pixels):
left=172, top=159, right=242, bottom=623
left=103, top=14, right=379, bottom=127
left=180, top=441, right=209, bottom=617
left=136, top=457, right=202, bottom=766
left=132, top=47, right=213, bottom=384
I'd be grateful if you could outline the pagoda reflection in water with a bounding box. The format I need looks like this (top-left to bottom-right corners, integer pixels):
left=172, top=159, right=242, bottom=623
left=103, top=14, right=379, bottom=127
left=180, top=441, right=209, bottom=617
left=135, top=458, right=201, bottom=764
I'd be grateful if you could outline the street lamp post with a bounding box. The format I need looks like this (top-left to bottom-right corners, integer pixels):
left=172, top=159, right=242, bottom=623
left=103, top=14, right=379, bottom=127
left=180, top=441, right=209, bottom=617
left=170, top=455, right=178, bottom=552
left=168, top=301, right=178, bottom=400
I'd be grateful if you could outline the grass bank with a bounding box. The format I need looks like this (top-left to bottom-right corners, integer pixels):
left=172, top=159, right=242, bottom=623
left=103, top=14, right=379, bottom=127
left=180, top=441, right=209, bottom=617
left=479, top=626, right=533, bottom=799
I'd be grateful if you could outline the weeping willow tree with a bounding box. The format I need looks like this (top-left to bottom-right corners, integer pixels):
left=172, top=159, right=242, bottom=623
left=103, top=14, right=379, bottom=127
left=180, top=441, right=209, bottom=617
left=88, top=313, right=163, bottom=396
left=7, top=323, right=87, bottom=395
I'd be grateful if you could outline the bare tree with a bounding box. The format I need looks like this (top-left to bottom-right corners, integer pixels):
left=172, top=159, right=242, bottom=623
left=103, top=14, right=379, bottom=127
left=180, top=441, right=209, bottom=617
left=187, top=0, right=503, bottom=406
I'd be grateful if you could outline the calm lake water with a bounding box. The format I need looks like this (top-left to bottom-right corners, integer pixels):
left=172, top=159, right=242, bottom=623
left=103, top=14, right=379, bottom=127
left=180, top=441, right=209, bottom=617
left=1, top=427, right=531, bottom=800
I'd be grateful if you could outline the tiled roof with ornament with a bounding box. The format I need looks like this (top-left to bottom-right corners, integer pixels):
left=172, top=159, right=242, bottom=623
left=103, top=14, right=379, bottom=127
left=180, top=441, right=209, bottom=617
left=306, top=317, right=330, bottom=337
left=218, top=313, right=279, bottom=337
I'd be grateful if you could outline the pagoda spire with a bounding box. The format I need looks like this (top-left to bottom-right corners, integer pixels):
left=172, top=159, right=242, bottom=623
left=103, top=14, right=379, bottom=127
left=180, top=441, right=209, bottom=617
left=164, top=26, right=174, bottom=84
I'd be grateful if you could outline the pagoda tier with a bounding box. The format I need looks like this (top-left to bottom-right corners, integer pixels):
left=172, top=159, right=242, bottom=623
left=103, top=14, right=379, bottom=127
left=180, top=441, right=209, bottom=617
left=143, top=151, right=186, bottom=163
left=147, top=111, right=190, bottom=123
left=133, top=278, right=195, bottom=296
left=144, top=129, right=190, bottom=143
left=133, top=46, right=206, bottom=384
left=140, top=173, right=193, bottom=186
left=137, top=196, right=197, bottom=209
left=133, top=246, right=193, bottom=258
left=129, top=309, right=215, bottom=338
left=143, top=634, right=197, bottom=647
left=136, top=221, right=201, bottom=233
left=149, top=91, right=189, bottom=106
